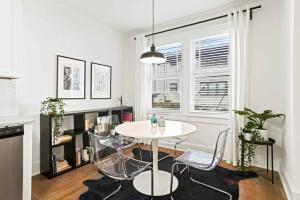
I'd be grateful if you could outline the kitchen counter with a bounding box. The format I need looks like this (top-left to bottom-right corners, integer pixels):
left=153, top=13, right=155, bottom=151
left=0, top=118, right=35, bottom=128
left=0, top=117, right=34, bottom=200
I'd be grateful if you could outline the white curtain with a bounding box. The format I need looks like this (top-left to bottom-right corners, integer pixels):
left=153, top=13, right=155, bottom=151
left=225, top=7, right=250, bottom=166
left=134, top=34, right=150, bottom=120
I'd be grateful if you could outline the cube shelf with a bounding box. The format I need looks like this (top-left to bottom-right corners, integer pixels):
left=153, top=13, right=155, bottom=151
left=40, top=106, right=133, bottom=178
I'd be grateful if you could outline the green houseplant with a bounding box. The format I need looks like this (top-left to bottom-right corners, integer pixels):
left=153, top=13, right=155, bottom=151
left=235, top=107, right=284, bottom=141
left=237, top=121, right=262, bottom=172
left=235, top=107, right=284, bottom=173
left=40, top=97, right=66, bottom=140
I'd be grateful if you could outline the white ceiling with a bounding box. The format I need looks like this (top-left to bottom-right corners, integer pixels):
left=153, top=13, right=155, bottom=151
left=60, top=0, right=242, bottom=32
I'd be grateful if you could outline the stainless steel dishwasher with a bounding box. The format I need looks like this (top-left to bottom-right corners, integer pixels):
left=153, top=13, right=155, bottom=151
left=0, top=125, right=23, bottom=200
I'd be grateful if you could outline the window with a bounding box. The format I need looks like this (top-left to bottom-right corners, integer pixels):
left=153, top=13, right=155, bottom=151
left=151, top=43, right=182, bottom=110
left=191, top=34, right=230, bottom=113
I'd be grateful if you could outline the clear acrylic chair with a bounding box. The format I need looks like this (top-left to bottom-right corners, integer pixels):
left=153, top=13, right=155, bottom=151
left=148, top=137, right=189, bottom=173
left=89, top=132, right=153, bottom=200
left=96, top=115, right=144, bottom=161
left=170, top=128, right=231, bottom=200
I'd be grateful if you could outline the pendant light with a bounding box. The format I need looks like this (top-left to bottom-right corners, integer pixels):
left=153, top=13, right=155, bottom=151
left=140, top=0, right=166, bottom=64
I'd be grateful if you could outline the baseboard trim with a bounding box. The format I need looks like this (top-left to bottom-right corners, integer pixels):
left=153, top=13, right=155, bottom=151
left=32, top=160, right=40, bottom=176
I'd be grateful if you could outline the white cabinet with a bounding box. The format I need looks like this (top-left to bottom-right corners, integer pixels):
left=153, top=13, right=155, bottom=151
left=0, top=0, right=21, bottom=74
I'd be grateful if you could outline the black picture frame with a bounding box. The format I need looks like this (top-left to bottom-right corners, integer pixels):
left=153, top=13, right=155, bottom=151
left=90, top=62, right=112, bottom=99
left=56, top=55, right=86, bottom=99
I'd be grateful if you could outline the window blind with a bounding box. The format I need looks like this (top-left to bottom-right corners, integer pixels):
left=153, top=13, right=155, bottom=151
left=151, top=43, right=182, bottom=110
left=191, top=34, right=230, bottom=113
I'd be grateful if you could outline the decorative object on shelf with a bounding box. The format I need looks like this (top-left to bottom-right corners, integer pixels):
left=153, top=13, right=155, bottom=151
left=40, top=97, right=66, bottom=141
left=76, top=148, right=81, bottom=166
left=139, top=0, right=166, bottom=64
left=158, top=115, right=165, bottom=127
left=123, top=112, right=133, bottom=122
left=117, top=96, right=123, bottom=107
left=110, top=122, right=116, bottom=136
left=150, top=113, right=158, bottom=128
left=81, top=148, right=89, bottom=162
left=85, top=119, right=90, bottom=131
left=57, top=55, right=86, bottom=99
left=235, top=107, right=284, bottom=141
left=91, top=62, right=111, bottom=99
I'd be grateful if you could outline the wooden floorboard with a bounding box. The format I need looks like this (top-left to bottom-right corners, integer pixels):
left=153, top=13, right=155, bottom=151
left=32, top=146, right=287, bottom=200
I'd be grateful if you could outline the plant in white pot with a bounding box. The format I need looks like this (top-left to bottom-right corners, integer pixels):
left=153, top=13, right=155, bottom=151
left=40, top=97, right=66, bottom=144
left=235, top=108, right=284, bottom=141
left=237, top=121, right=263, bottom=173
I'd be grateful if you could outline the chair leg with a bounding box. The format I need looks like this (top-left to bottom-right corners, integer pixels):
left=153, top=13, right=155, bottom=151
left=174, top=144, right=179, bottom=171
left=138, top=143, right=143, bottom=161
left=151, top=167, right=154, bottom=199
left=149, top=142, right=152, bottom=160
left=158, top=154, right=173, bottom=162
left=179, top=166, right=189, bottom=175
left=170, top=162, right=178, bottom=199
left=189, top=177, right=232, bottom=200
left=103, top=183, right=122, bottom=200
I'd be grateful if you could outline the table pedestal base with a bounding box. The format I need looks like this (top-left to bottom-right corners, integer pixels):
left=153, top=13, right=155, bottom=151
left=133, top=170, right=178, bottom=196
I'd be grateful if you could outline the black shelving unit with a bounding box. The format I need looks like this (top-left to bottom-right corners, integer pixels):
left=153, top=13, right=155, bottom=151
left=40, top=106, right=133, bottom=179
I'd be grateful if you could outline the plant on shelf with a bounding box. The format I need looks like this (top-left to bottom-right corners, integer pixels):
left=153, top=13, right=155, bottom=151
left=235, top=107, right=284, bottom=141
left=40, top=97, right=66, bottom=140
left=235, top=107, right=284, bottom=173
left=237, top=121, right=263, bottom=173
left=109, top=122, right=116, bottom=136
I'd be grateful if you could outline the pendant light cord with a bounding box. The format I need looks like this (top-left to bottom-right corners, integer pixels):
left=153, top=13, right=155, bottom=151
left=152, top=0, right=155, bottom=46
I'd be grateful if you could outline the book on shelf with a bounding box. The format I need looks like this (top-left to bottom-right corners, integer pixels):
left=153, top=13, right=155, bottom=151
left=52, top=154, right=57, bottom=175
left=56, top=159, right=71, bottom=173
left=60, top=135, right=72, bottom=143
left=76, top=150, right=81, bottom=166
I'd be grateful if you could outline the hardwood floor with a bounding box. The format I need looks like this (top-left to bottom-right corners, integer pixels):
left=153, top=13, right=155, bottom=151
left=32, top=147, right=287, bottom=200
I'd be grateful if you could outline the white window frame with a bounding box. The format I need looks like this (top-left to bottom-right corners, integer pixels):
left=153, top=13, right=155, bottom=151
left=189, top=31, right=230, bottom=118
left=146, top=22, right=230, bottom=119
left=149, top=42, right=183, bottom=112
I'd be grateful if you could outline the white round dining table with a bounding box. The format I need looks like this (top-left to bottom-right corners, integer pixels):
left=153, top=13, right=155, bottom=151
left=115, top=120, right=196, bottom=196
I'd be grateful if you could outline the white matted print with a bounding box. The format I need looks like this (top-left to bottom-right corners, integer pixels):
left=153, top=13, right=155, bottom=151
left=91, top=63, right=111, bottom=99
left=57, top=55, right=86, bottom=99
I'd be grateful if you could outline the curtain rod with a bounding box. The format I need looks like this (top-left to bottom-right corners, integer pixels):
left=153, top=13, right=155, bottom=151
left=134, top=5, right=261, bottom=40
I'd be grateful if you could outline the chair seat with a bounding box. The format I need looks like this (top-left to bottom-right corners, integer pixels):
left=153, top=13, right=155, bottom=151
left=95, top=154, right=151, bottom=180
left=161, top=136, right=187, bottom=144
left=99, top=136, right=136, bottom=150
left=176, top=149, right=218, bottom=170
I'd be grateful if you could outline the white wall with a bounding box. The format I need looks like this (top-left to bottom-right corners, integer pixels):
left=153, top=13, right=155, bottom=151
left=248, top=0, right=286, bottom=170
left=123, top=0, right=286, bottom=171
left=0, top=0, right=22, bottom=117
left=20, top=0, right=124, bottom=175
left=281, top=0, right=300, bottom=199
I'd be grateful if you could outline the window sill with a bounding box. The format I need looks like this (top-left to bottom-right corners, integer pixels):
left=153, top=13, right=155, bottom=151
left=147, top=110, right=229, bottom=125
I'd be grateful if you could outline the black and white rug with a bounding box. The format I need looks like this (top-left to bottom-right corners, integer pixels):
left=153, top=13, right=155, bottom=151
left=80, top=149, right=257, bottom=200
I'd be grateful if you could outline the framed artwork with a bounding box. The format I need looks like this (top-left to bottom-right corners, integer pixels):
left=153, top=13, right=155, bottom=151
left=57, top=55, right=86, bottom=99
left=91, top=62, right=112, bottom=99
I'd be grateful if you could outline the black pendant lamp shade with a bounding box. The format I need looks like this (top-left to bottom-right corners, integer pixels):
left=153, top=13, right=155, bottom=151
left=140, top=44, right=166, bottom=64
left=139, top=0, right=166, bottom=64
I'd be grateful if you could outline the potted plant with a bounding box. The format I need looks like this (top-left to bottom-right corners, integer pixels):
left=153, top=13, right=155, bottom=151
left=40, top=97, right=66, bottom=144
left=238, top=121, right=263, bottom=173
left=109, top=122, right=116, bottom=136
left=235, top=107, right=284, bottom=141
